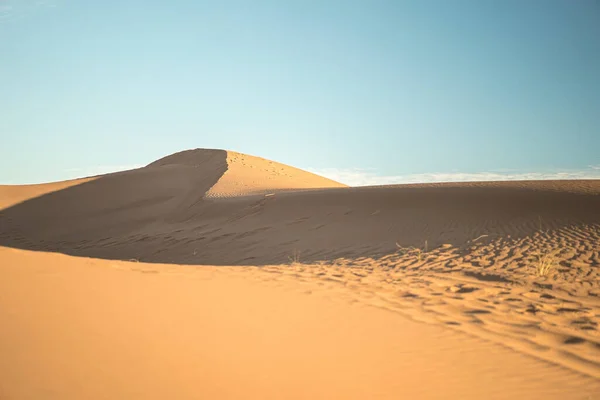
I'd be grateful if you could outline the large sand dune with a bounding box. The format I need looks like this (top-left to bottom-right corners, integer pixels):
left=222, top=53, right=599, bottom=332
left=1, top=149, right=598, bottom=266
left=1, top=148, right=600, bottom=398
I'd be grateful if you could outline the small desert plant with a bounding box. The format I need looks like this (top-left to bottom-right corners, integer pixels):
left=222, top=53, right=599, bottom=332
left=532, top=251, right=558, bottom=277
left=396, top=240, right=428, bottom=262
left=288, top=249, right=301, bottom=264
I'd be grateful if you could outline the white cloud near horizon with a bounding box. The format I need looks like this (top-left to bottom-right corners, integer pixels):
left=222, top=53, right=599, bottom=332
left=306, top=166, right=600, bottom=187
left=6, top=163, right=599, bottom=186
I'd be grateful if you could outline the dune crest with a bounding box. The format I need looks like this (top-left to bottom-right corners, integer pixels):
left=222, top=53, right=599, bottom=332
left=147, top=148, right=347, bottom=200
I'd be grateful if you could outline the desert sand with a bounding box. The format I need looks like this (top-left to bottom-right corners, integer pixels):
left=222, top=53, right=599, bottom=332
left=1, top=148, right=600, bottom=399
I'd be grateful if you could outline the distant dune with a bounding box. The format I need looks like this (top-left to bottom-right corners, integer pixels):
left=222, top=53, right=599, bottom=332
left=1, top=148, right=600, bottom=398
left=0, top=149, right=598, bottom=266
left=0, top=148, right=347, bottom=210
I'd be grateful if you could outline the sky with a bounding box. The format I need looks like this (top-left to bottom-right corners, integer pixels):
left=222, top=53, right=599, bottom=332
left=1, top=0, right=599, bottom=185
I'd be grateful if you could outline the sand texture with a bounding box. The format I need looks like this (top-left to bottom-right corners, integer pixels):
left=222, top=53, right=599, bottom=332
left=1, top=148, right=600, bottom=399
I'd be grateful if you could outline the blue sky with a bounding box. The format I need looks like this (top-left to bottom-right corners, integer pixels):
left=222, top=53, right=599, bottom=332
left=1, top=0, right=599, bottom=185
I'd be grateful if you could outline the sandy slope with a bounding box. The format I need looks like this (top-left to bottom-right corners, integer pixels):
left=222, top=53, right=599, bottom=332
left=1, top=148, right=600, bottom=397
left=0, top=178, right=94, bottom=210
left=1, top=247, right=599, bottom=400
left=206, top=150, right=347, bottom=198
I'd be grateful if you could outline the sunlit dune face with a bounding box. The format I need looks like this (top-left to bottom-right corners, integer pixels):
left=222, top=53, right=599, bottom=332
left=205, top=151, right=347, bottom=198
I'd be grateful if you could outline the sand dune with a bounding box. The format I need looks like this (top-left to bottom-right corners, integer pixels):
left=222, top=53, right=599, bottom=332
left=0, top=149, right=599, bottom=267
left=1, top=247, right=599, bottom=399
left=1, top=148, right=600, bottom=398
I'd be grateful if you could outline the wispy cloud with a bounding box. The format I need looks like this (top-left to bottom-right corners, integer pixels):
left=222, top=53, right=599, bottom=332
left=0, top=0, right=57, bottom=23
left=0, top=1, right=13, bottom=20
left=63, top=164, right=144, bottom=180
left=306, top=166, right=600, bottom=187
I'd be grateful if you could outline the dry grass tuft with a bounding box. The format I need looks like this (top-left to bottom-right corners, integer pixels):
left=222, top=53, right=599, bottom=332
left=288, top=249, right=301, bottom=265
left=532, top=251, right=559, bottom=277
left=396, top=240, right=428, bottom=262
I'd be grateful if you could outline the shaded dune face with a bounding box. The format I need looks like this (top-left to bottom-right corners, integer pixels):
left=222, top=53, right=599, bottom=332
left=0, top=148, right=600, bottom=266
